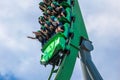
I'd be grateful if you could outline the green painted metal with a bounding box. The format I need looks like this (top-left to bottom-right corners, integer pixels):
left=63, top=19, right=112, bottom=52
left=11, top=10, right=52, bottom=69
left=40, top=33, right=66, bottom=65
left=40, top=22, right=70, bottom=65
left=63, top=23, right=70, bottom=38
left=54, top=0, right=89, bottom=79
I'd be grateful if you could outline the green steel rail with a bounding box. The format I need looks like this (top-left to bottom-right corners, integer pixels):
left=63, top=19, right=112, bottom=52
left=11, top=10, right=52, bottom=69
left=54, top=0, right=88, bottom=79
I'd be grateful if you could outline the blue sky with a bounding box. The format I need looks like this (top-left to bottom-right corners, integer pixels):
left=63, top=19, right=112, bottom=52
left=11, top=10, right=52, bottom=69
left=0, top=0, right=120, bottom=80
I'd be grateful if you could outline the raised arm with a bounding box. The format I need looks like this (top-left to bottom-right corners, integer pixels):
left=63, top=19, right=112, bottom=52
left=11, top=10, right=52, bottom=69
left=27, top=36, right=36, bottom=39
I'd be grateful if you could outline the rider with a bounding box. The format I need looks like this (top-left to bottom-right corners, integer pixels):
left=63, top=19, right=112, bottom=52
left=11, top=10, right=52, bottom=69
left=43, top=12, right=50, bottom=21
left=38, top=16, right=46, bottom=25
left=44, top=21, right=55, bottom=34
left=49, top=16, right=64, bottom=33
left=43, top=0, right=52, bottom=6
left=39, top=2, right=47, bottom=12
left=27, top=30, right=46, bottom=46
left=50, top=1, right=71, bottom=17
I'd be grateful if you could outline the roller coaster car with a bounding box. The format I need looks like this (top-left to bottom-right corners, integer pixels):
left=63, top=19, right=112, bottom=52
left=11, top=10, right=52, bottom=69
left=40, top=33, right=65, bottom=65
left=40, top=6, right=71, bottom=65
left=40, top=23, right=70, bottom=65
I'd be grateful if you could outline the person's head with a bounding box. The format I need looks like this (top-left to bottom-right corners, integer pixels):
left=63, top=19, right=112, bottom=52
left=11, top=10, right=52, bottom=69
left=43, top=0, right=49, bottom=4
left=49, top=16, right=57, bottom=22
left=51, top=2, right=58, bottom=8
left=43, top=0, right=52, bottom=6
left=45, top=21, right=52, bottom=27
left=43, top=12, right=49, bottom=19
left=51, top=2, right=57, bottom=8
left=39, top=2, right=45, bottom=7
left=47, top=6, right=53, bottom=14
left=43, top=12, right=48, bottom=16
left=39, top=2, right=46, bottom=11
left=51, top=3, right=54, bottom=8
left=38, top=16, right=45, bottom=25
left=38, top=16, right=45, bottom=21
left=41, top=26, right=46, bottom=32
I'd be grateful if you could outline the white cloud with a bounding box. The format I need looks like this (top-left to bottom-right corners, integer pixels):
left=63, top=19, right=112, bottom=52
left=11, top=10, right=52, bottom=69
left=0, top=24, right=28, bottom=51
left=0, top=0, right=41, bottom=77
left=86, top=13, right=120, bottom=37
left=0, top=0, right=48, bottom=80
left=11, top=57, right=52, bottom=80
left=0, top=0, right=40, bottom=51
left=0, top=0, right=120, bottom=80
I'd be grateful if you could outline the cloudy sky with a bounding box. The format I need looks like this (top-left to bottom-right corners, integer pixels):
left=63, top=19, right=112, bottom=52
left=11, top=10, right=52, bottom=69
left=0, top=0, right=120, bottom=80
